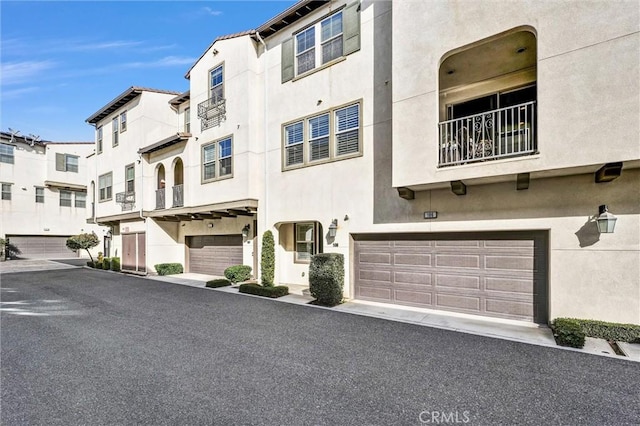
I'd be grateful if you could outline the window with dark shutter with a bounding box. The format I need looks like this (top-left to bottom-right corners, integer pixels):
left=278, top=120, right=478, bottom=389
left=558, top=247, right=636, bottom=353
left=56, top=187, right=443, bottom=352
left=281, top=37, right=295, bottom=83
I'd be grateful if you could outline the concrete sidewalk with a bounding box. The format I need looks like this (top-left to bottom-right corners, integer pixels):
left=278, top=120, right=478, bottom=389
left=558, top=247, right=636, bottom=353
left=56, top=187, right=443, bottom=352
left=146, top=272, right=639, bottom=362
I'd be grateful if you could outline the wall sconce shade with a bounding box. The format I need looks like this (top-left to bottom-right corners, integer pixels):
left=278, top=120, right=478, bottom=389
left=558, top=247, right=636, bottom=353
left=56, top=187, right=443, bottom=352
left=596, top=205, right=617, bottom=233
left=242, top=224, right=251, bottom=238
left=397, top=187, right=415, bottom=200
left=516, top=173, right=530, bottom=190
left=328, top=219, right=338, bottom=238
left=451, top=180, right=466, bottom=196
left=595, top=162, right=622, bottom=183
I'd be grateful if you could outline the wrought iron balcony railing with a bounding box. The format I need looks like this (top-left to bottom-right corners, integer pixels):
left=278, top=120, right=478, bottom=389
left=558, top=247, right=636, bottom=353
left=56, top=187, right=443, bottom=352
left=439, top=101, right=537, bottom=167
left=172, top=184, right=184, bottom=208
left=115, top=191, right=135, bottom=211
left=156, top=188, right=165, bottom=210
left=197, top=96, right=226, bottom=130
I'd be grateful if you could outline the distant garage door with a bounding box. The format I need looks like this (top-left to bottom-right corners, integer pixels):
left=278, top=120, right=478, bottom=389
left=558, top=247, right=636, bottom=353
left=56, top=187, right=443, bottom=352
left=187, top=235, right=243, bottom=276
left=353, top=232, right=548, bottom=323
left=6, top=235, right=77, bottom=259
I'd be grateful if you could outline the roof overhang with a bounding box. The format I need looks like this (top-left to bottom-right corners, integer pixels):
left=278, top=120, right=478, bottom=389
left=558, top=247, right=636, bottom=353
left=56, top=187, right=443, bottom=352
left=138, top=133, right=191, bottom=155
left=255, top=0, right=328, bottom=39
left=96, top=212, right=142, bottom=226
left=85, top=86, right=181, bottom=125
left=144, top=198, right=258, bottom=222
left=44, top=181, right=86, bottom=191
left=169, top=91, right=190, bottom=108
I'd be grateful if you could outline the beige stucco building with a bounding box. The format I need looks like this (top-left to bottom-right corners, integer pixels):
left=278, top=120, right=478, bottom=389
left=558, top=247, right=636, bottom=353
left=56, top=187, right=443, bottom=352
left=85, top=0, right=639, bottom=325
left=0, top=131, right=104, bottom=259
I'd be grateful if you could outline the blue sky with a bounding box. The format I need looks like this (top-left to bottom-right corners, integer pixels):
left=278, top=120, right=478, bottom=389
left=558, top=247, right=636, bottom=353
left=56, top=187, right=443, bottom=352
left=1, top=1, right=296, bottom=142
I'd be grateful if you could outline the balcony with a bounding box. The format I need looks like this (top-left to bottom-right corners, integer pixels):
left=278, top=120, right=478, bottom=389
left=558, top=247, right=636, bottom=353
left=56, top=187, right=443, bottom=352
left=197, top=96, right=226, bottom=131
left=115, top=191, right=135, bottom=211
left=156, top=188, right=165, bottom=210
left=439, top=101, right=536, bottom=167
left=172, top=184, right=184, bottom=208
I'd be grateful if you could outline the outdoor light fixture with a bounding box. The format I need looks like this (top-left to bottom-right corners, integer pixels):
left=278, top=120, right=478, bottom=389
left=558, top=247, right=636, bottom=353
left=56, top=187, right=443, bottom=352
left=596, top=205, right=617, bottom=234
left=328, top=219, right=338, bottom=238
left=242, top=224, right=250, bottom=238
left=451, top=180, right=467, bottom=196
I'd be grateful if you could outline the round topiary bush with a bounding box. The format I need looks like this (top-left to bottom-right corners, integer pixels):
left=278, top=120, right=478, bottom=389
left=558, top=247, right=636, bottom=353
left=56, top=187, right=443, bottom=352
left=309, top=253, right=344, bottom=307
left=224, top=265, right=252, bottom=284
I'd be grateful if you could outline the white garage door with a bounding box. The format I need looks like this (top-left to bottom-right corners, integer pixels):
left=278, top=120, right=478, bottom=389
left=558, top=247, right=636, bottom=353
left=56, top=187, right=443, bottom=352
left=353, top=232, right=547, bottom=323
left=6, top=235, right=78, bottom=259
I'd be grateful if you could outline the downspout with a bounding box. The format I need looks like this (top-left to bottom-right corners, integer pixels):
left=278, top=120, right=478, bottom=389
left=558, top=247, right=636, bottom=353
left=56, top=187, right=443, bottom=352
left=138, top=153, right=147, bottom=274
left=255, top=31, right=268, bottom=282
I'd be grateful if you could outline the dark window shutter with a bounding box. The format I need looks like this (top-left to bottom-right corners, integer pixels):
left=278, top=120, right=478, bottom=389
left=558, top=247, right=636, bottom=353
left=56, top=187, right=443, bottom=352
left=55, top=153, right=65, bottom=171
left=281, top=37, right=294, bottom=83
left=343, top=1, right=361, bottom=56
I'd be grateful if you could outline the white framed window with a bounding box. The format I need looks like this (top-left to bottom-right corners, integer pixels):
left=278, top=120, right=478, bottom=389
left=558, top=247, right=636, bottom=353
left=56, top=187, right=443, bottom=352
left=75, top=191, right=86, bottom=208
left=202, top=136, right=233, bottom=183
left=210, top=64, right=224, bottom=101
left=295, top=11, right=343, bottom=76
left=120, top=111, right=127, bottom=132
left=282, top=101, right=361, bottom=170
left=112, top=117, right=119, bottom=147
left=55, top=153, right=78, bottom=173
left=98, top=172, right=112, bottom=201
left=35, top=186, right=44, bottom=203
left=125, top=164, right=135, bottom=193
left=321, top=12, right=343, bottom=64
left=59, top=190, right=72, bottom=207
left=184, top=107, right=191, bottom=133
left=97, top=126, right=103, bottom=153
left=294, top=222, right=319, bottom=263
left=1, top=183, right=12, bottom=200
left=296, top=27, right=316, bottom=74
left=0, top=144, right=14, bottom=164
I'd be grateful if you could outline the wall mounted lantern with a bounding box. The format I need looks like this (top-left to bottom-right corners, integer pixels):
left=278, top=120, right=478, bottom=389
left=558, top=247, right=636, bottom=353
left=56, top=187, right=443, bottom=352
left=596, top=205, right=617, bottom=233
left=328, top=219, right=338, bottom=238
left=242, top=224, right=251, bottom=238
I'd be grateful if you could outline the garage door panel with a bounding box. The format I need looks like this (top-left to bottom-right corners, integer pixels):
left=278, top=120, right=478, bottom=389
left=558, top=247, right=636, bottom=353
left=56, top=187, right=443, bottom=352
left=7, top=235, right=76, bottom=259
left=187, top=235, right=243, bottom=276
left=354, top=232, right=548, bottom=323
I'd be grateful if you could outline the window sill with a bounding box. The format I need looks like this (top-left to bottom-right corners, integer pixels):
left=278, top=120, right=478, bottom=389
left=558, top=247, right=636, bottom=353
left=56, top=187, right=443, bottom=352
left=292, top=56, right=347, bottom=82
left=282, top=151, right=362, bottom=172
left=201, top=174, right=233, bottom=185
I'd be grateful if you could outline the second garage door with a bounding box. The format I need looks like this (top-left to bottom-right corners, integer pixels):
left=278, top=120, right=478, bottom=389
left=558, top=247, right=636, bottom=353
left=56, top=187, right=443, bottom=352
left=353, top=232, right=547, bottom=323
left=6, top=235, right=77, bottom=259
left=187, top=235, right=243, bottom=276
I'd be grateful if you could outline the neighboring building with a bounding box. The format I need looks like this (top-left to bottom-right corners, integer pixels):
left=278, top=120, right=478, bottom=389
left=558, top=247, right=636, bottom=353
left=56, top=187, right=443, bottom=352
left=0, top=131, right=104, bottom=259
left=85, top=0, right=639, bottom=325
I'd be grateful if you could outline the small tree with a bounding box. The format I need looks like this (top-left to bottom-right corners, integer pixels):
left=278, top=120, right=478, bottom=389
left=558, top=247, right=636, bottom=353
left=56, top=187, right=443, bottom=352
left=260, top=230, right=275, bottom=287
left=66, top=232, right=100, bottom=263
left=0, top=238, right=21, bottom=260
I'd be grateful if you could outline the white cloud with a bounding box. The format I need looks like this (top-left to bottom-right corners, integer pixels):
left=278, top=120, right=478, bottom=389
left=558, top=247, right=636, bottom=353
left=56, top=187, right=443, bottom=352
left=201, top=7, right=223, bottom=16
left=121, top=56, right=196, bottom=69
left=1, top=61, right=57, bottom=85
left=62, top=40, right=145, bottom=51
left=0, top=86, right=40, bottom=100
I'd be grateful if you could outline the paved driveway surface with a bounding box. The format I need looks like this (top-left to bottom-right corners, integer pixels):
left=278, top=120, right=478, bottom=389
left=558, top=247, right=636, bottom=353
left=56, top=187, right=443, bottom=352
left=1, top=268, right=639, bottom=425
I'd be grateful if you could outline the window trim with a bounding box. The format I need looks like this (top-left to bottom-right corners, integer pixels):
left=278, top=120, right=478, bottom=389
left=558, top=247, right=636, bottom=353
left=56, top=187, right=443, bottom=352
left=112, top=117, right=119, bottom=147
left=281, top=99, right=362, bottom=171
left=293, top=7, right=345, bottom=77
left=59, top=189, right=72, bottom=207
left=35, top=186, right=45, bottom=203
left=208, top=62, right=225, bottom=101
left=97, top=126, right=103, bottom=154
left=1, top=182, right=12, bottom=201
left=120, top=111, right=127, bottom=133
left=98, top=172, right=113, bottom=202
left=294, top=222, right=321, bottom=264
left=0, top=143, right=15, bottom=164
left=201, top=135, right=234, bottom=184
left=184, top=107, right=191, bottom=133
left=75, top=191, right=86, bottom=208
left=125, top=163, right=135, bottom=194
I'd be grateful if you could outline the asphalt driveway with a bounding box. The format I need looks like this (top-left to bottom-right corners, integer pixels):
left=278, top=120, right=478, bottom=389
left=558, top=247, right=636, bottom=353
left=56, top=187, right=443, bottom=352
left=1, top=268, right=639, bottom=425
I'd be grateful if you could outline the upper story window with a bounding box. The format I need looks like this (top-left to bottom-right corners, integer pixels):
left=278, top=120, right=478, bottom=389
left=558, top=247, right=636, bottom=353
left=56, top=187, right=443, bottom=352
left=98, top=172, right=113, bottom=201
left=75, top=191, right=86, bottom=208
left=0, top=144, right=14, bottom=164
left=1, top=183, right=11, bottom=200
left=112, top=117, right=119, bottom=147
left=97, top=127, right=103, bottom=153
left=120, top=111, right=127, bottom=132
left=35, top=186, right=44, bottom=203
left=283, top=101, right=361, bottom=170
left=125, top=164, right=135, bottom=193
left=281, top=2, right=360, bottom=83
left=55, top=153, right=79, bottom=173
left=59, top=190, right=72, bottom=207
left=202, top=136, right=232, bottom=183
left=210, top=64, right=224, bottom=101
left=184, top=107, right=191, bottom=133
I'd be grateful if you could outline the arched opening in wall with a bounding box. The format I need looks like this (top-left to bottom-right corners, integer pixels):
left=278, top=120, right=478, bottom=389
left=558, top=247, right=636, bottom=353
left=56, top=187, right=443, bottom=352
left=90, top=181, right=96, bottom=219
left=439, top=27, right=537, bottom=167
left=172, top=158, right=184, bottom=208
left=155, top=164, right=165, bottom=210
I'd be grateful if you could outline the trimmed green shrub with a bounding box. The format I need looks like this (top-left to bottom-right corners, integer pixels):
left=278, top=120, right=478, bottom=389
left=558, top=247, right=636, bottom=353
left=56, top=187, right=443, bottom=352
left=155, top=263, right=184, bottom=276
left=86, top=261, right=95, bottom=268
left=224, top=265, right=252, bottom=284
left=239, top=283, right=289, bottom=298
left=309, top=253, right=344, bottom=307
left=102, top=257, right=111, bottom=270
left=206, top=278, right=232, bottom=288
left=556, top=318, right=640, bottom=344
left=260, top=230, right=275, bottom=286
left=110, top=257, right=121, bottom=272
left=551, top=318, right=586, bottom=348
left=94, top=261, right=103, bottom=270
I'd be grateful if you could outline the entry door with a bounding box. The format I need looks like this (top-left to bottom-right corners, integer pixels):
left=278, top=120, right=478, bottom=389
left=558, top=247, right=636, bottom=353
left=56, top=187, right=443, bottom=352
left=122, top=232, right=145, bottom=273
